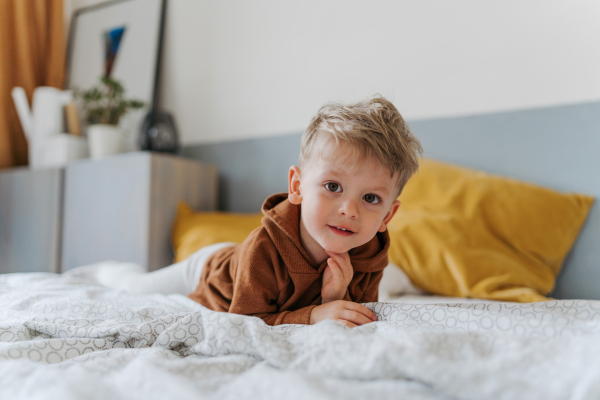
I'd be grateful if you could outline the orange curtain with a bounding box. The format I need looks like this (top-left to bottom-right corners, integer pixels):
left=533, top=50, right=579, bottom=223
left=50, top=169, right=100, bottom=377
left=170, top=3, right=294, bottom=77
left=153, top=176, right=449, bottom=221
left=0, top=0, right=65, bottom=169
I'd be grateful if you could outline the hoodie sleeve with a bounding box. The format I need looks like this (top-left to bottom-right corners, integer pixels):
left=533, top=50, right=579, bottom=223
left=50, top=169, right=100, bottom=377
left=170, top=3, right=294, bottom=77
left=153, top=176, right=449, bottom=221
left=227, top=229, right=317, bottom=326
left=251, top=306, right=318, bottom=326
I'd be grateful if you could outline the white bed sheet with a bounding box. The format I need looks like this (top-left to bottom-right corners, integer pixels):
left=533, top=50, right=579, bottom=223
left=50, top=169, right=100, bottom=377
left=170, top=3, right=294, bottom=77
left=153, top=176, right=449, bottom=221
left=1, top=273, right=600, bottom=400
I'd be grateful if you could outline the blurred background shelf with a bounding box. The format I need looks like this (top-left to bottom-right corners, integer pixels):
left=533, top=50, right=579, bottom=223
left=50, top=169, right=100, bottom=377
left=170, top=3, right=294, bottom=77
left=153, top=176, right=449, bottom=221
left=0, top=167, right=64, bottom=274
left=0, top=152, right=217, bottom=274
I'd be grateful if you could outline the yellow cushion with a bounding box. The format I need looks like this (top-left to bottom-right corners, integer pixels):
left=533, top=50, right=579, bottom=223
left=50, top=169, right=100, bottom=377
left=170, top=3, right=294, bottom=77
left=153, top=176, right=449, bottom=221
left=388, top=158, right=594, bottom=302
left=171, top=201, right=263, bottom=263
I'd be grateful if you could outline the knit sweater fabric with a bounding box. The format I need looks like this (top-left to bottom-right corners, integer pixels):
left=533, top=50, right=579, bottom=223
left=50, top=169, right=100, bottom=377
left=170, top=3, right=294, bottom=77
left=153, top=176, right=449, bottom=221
left=187, top=193, right=390, bottom=326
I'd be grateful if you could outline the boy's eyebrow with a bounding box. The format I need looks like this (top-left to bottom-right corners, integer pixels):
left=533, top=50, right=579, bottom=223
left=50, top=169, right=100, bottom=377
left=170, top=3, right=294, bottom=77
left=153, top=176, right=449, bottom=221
left=329, top=170, right=390, bottom=196
left=326, top=168, right=348, bottom=176
left=369, top=186, right=390, bottom=196
left=321, top=170, right=391, bottom=196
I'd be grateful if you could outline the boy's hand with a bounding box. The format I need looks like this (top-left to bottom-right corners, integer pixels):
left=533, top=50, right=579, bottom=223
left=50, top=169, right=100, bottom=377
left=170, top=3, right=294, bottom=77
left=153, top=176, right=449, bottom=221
left=310, top=300, right=377, bottom=328
left=321, top=251, right=353, bottom=304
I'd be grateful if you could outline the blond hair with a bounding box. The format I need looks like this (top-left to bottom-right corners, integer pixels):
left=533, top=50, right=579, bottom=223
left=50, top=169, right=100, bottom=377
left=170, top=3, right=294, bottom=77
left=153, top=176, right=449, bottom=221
left=300, top=96, right=422, bottom=195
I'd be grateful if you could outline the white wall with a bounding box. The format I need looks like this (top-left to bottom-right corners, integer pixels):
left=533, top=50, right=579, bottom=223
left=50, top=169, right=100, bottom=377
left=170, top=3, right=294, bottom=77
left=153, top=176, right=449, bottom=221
left=70, top=0, right=600, bottom=145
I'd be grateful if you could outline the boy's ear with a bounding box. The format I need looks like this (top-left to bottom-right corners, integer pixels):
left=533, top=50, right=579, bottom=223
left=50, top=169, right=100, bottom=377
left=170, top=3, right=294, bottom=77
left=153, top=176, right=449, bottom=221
left=378, top=199, right=400, bottom=232
left=288, top=165, right=302, bottom=205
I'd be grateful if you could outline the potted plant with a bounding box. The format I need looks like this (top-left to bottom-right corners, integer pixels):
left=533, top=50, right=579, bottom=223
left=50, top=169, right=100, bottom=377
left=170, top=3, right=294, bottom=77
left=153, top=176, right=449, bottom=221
left=74, top=76, right=144, bottom=159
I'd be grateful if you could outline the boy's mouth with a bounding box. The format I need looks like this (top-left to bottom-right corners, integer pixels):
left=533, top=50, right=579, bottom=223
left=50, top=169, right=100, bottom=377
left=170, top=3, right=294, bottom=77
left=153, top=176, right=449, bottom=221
left=328, top=225, right=354, bottom=236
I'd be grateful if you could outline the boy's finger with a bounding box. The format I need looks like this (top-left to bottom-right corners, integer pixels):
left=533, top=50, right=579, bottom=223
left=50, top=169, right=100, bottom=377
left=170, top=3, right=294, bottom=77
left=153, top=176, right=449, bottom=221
left=325, top=251, right=342, bottom=264
left=326, top=251, right=348, bottom=264
left=344, top=301, right=377, bottom=321
left=342, top=310, right=374, bottom=326
left=332, top=259, right=352, bottom=282
left=327, top=252, right=352, bottom=275
left=326, top=259, right=343, bottom=281
left=340, top=260, right=353, bottom=279
left=337, top=320, right=358, bottom=329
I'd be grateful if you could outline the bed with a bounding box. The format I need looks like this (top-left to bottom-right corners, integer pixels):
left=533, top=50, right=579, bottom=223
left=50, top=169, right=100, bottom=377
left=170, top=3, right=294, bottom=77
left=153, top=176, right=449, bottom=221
left=2, top=273, right=600, bottom=399
left=2, top=100, right=599, bottom=399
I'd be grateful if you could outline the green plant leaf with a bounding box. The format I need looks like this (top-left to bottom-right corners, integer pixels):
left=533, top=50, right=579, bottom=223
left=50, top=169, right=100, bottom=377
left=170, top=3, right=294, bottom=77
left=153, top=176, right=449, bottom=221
left=73, top=76, right=145, bottom=126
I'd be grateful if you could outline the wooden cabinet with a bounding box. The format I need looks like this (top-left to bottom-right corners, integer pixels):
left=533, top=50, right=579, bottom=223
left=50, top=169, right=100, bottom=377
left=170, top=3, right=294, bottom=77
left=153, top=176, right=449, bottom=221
left=0, top=152, right=217, bottom=274
left=61, top=152, right=217, bottom=272
left=0, top=167, right=63, bottom=274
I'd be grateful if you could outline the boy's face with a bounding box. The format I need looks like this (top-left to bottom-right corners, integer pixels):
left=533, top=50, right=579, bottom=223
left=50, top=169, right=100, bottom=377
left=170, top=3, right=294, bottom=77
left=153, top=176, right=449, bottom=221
left=288, top=141, right=401, bottom=264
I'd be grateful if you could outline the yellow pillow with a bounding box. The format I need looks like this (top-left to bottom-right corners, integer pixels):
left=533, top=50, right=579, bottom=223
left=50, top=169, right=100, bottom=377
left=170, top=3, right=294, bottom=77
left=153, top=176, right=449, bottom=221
left=171, top=201, right=263, bottom=263
left=388, top=158, right=594, bottom=302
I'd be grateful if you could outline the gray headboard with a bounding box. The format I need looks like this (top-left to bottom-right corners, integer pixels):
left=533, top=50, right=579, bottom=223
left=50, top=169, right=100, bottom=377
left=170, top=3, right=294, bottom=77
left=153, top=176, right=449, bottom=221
left=180, top=101, right=600, bottom=300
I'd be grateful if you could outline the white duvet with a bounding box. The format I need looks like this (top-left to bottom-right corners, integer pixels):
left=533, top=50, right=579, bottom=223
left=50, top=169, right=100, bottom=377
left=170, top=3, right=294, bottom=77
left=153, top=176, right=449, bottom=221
left=1, top=273, right=600, bottom=400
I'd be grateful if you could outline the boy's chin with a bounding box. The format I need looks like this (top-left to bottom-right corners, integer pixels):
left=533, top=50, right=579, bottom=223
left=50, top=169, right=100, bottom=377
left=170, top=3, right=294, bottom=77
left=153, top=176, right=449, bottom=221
left=321, top=236, right=376, bottom=255
left=321, top=243, right=355, bottom=255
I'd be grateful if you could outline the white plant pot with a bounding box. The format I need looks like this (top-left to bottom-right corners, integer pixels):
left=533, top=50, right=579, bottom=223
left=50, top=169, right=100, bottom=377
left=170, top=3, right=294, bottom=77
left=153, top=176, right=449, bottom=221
left=87, top=124, right=125, bottom=160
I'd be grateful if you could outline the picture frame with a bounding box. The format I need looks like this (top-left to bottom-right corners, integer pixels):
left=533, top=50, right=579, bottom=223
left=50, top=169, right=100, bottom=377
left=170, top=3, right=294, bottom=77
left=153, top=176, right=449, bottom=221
left=65, top=0, right=166, bottom=150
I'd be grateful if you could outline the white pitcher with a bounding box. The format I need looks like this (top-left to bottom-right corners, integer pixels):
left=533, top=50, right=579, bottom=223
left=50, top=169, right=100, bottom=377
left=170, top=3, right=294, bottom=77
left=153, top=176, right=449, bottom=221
left=12, top=86, right=74, bottom=168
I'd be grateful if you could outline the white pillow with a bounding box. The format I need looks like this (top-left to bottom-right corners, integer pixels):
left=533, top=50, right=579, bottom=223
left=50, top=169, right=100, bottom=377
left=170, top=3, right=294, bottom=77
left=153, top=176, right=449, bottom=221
left=378, top=263, right=425, bottom=301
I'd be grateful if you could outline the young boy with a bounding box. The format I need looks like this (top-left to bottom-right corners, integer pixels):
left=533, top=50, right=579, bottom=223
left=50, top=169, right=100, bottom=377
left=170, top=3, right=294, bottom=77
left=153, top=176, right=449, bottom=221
left=75, top=97, right=422, bottom=328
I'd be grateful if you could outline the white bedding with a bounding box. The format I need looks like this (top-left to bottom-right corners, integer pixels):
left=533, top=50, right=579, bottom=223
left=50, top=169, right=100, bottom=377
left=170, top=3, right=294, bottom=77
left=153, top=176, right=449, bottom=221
left=1, top=273, right=600, bottom=400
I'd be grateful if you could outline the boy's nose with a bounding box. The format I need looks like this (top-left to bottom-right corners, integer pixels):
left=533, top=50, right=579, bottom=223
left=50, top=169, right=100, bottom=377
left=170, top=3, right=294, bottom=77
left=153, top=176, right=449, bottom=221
left=339, top=199, right=358, bottom=219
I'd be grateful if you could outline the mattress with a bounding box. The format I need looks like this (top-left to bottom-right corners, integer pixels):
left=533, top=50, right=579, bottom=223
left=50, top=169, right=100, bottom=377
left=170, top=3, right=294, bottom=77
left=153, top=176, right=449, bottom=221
left=1, top=272, right=600, bottom=399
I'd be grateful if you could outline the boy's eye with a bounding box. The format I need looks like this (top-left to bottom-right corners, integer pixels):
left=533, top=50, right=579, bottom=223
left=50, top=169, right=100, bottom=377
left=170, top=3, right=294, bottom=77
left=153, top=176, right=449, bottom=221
left=325, top=182, right=342, bottom=193
left=363, top=194, right=380, bottom=204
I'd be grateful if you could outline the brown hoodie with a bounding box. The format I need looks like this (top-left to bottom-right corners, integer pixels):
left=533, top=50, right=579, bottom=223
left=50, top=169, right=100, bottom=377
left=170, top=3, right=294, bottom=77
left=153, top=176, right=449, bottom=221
left=188, top=193, right=389, bottom=326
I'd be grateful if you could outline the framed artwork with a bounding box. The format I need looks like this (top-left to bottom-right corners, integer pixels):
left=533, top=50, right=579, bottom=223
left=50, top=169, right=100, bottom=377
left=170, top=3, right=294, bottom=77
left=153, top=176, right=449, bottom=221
left=66, top=0, right=166, bottom=150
